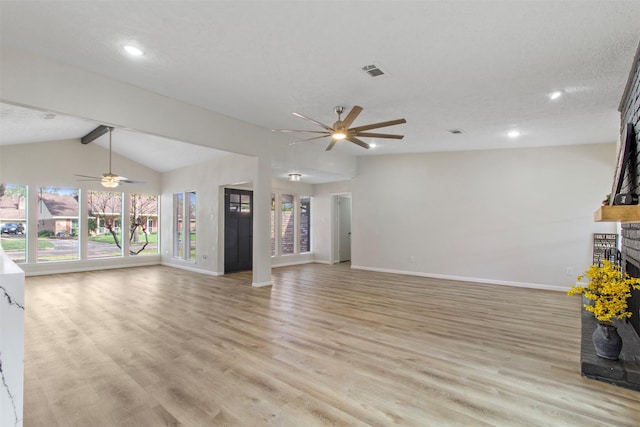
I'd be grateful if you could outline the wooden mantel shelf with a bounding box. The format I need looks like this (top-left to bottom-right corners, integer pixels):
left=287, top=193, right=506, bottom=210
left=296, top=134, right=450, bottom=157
left=594, top=205, right=640, bottom=222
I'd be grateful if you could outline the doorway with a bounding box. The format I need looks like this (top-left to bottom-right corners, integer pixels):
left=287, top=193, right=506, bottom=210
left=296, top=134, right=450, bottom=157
left=224, top=188, right=253, bottom=273
left=334, top=194, right=352, bottom=263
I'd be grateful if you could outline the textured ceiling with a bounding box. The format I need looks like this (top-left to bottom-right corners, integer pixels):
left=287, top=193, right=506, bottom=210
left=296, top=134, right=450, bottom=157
left=0, top=1, right=639, bottom=175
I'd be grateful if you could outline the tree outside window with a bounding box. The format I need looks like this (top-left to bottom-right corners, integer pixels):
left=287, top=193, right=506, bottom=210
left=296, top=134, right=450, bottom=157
left=87, top=191, right=123, bottom=258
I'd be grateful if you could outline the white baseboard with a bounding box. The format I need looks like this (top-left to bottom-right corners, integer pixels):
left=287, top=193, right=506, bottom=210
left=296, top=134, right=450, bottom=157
left=271, top=253, right=315, bottom=268
left=350, top=265, right=569, bottom=292
left=20, top=256, right=161, bottom=276
left=160, top=261, right=221, bottom=276
left=252, top=280, right=272, bottom=287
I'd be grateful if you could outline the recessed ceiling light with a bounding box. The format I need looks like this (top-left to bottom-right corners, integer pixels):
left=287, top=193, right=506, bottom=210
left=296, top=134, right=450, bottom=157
left=449, top=129, right=464, bottom=134
left=549, top=90, right=564, bottom=100
left=507, top=130, right=520, bottom=138
left=369, top=143, right=377, bottom=148
left=123, top=45, right=143, bottom=56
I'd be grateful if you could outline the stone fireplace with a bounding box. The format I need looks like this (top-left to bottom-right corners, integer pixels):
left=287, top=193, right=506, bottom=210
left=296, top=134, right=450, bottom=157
left=581, top=42, right=640, bottom=390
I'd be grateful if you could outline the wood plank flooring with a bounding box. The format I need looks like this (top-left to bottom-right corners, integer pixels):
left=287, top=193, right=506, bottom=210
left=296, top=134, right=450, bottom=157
left=23, top=263, right=640, bottom=426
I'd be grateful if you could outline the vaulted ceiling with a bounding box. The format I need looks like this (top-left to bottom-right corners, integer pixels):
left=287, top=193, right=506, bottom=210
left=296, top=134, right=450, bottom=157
left=1, top=1, right=639, bottom=175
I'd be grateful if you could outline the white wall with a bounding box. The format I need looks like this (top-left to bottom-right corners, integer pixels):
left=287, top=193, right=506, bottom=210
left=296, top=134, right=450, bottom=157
left=350, top=143, right=617, bottom=289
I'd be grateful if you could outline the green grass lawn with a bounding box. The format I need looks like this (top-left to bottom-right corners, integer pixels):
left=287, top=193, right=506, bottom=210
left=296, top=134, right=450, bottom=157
left=90, top=232, right=158, bottom=244
left=1, top=237, right=53, bottom=250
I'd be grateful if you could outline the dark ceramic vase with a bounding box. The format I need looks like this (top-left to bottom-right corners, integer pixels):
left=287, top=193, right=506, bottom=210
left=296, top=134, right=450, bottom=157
left=592, top=323, right=623, bottom=360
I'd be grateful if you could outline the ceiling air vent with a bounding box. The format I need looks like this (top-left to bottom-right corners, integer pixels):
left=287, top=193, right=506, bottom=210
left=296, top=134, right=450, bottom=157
left=362, top=64, right=384, bottom=77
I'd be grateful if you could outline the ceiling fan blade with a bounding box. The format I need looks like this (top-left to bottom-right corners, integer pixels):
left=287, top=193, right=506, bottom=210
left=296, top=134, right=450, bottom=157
left=325, top=139, right=338, bottom=151
left=289, top=135, right=331, bottom=145
left=347, top=136, right=370, bottom=149
left=292, top=112, right=334, bottom=131
left=119, top=179, right=146, bottom=184
left=272, top=129, right=329, bottom=134
left=341, top=105, right=363, bottom=128
left=355, top=132, right=405, bottom=139
left=349, top=118, right=407, bottom=133
left=75, top=174, right=102, bottom=180
left=76, top=179, right=102, bottom=182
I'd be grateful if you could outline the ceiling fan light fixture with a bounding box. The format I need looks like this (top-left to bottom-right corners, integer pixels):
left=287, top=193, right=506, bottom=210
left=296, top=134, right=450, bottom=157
left=332, top=132, right=347, bottom=140
left=101, top=175, right=120, bottom=188
left=288, top=173, right=301, bottom=182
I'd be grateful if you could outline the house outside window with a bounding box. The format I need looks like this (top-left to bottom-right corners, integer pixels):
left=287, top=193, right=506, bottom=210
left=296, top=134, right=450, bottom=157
left=0, top=183, right=27, bottom=263
left=37, top=187, right=80, bottom=262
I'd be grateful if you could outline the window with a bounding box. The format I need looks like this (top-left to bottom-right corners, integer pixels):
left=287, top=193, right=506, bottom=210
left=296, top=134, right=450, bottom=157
left=271, top=193, right=276, bottom=256
left=270, top=192, right=311, bottom=257
left=281, top=194, right=295, bottom=255
left=130, top=193, right=159, bottom=255
left=300, top=196, right=311, bottom=253
left=0, top=183, right=27, bottom=263
left=173, top=191, right=196, bottom=260
left=187, top=191, right=196, bottom=260
left=37, top=187, right=79, bottom=262
left=87, top=191, right=123, bottom=258
left=173, top=193, right=183, bottom=258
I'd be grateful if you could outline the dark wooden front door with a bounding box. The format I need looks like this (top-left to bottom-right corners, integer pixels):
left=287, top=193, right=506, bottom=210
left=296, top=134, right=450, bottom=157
left=224, top=188, right=253, bottom=273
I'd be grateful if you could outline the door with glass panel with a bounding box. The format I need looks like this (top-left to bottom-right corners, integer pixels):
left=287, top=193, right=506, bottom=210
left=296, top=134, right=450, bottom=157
left=224, top=188, right=253, bottom=273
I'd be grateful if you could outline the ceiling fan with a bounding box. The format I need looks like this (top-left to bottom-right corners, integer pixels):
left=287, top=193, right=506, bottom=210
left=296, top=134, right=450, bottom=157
left=273, top=105, right=406, bottom=151
left=75, top=126, right=145, bottom=188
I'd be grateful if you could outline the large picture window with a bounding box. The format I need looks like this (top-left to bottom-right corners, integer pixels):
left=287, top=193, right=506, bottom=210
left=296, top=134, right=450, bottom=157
left=87, top=191, right=123, bottom=258
left=130, top=193, right=159, bottom=255
left=0, top=183, right=27, bottom=263
left=37, top=187, right=79, bottom=262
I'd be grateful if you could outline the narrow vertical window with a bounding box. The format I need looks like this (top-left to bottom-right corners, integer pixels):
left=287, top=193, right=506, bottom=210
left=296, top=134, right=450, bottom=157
left=0, top=183, right=27, bottom=263
left=187, top=191, right=196, bottom=260
left=300, top=196, right=311, bottom=253
left=37, top=187, right=79, bottom=262
left=281, top=194, right=295, bottom=255
left=87, top=191, right=123, bottom=258
left=271, top=193, right=276, bottom=256
left=173, top=192, right=183, bottom=258
left=130, top=193, right=158, bottom=255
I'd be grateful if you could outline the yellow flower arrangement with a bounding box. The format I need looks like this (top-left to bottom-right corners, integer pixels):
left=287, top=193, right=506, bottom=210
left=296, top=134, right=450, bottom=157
left=568, top=260, right=640, bottom=324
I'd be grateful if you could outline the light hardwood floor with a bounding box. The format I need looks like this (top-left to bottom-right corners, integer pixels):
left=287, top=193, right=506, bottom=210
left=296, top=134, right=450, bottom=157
left=24, top=263, right=640, bottom=426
